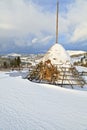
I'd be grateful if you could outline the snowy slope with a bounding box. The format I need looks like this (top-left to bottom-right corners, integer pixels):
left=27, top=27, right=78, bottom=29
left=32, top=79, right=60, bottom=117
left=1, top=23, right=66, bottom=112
left=7, top=53, right=21, bottom=57
left=0, top=71, right=87, bottom=130
left=76, top=66, right=87, bottom=72
left=2, top=53, right=21, bottom=58
left=67, top=50, right=86, bottom=56
left=42, top=43, right=71, bottom=65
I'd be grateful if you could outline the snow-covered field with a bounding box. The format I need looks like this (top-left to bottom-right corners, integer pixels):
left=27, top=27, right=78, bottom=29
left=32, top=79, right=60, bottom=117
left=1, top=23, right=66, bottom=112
left=0, top=70, right=87, bottom=130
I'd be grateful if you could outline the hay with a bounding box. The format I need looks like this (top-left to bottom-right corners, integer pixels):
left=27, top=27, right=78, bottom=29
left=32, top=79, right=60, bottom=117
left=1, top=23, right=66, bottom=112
left=28, top=60, right=60, bottom=83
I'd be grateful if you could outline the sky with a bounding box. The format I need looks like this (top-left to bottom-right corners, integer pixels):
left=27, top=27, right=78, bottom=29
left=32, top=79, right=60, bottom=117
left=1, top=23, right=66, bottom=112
left=0, top=0, right=87, bottom=54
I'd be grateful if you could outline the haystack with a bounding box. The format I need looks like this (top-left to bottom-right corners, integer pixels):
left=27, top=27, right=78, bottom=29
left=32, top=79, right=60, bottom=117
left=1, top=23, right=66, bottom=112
left=42, top=43, right=71, bottom=66
left=28, top=59, right=60, bottom=84
left=27, top=1, right=85, bottom=88
left=28, top=43, right=85, bottom=88
left=40, top=43, right=85, bottom=88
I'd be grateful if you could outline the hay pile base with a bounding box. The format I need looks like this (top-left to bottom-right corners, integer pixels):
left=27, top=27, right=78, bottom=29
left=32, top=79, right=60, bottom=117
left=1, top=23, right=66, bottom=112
left=28, top=59, right=85, bottom=88
left=28, top=60, right=60, bottom=84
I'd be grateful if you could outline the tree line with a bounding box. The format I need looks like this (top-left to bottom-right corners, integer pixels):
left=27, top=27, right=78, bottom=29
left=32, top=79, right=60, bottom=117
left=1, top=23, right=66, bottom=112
left=3, top=57, right=21, bottom=69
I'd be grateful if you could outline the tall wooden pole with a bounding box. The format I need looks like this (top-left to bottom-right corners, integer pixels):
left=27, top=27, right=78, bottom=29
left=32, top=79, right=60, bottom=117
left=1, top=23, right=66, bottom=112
left=56, top=1, right=59, bottom=43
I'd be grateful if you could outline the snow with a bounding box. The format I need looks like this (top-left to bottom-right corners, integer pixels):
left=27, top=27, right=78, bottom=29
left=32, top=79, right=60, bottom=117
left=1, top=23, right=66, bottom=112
left=0, top=70, right=87, bottom=130
left=7, top=53, right=21, bottom=57
left=42, top=43, right=71, bottom=65
left=76, top=66, right=87, bottom=84
left=76, top=66, right=87, bottom=72
left=67, top=50, right=86, bottom=56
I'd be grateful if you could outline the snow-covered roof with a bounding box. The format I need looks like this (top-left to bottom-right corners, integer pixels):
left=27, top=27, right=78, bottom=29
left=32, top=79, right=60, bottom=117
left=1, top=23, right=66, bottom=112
left=42, top=43, right=71, bottom=65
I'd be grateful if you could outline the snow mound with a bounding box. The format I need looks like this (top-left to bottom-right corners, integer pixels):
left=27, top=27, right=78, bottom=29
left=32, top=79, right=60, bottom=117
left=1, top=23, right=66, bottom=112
left=42, top=43, right=71, bottom=65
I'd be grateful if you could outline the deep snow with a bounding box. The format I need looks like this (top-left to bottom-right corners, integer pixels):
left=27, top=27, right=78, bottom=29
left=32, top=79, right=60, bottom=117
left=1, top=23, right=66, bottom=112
left=0, top=71, right=87, bottom=130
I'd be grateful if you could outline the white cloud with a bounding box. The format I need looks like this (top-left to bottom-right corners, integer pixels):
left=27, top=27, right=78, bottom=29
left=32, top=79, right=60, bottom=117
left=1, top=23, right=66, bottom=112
left=32, top=35, right=53, bottom=44
left=0, top=0, right=87, bottom=52
left=0, top=0, right=56, bottom=50
left=0, top=0, right=55, bottom=37
left=0, top=23, right=13, bottom=30
left=70, top=23, right=87, bottom=42
left=32, top=38, right=38, bottom=44
left=40, top=35, right=53, bottom=43
left=62, top=0, right=87, bottom=43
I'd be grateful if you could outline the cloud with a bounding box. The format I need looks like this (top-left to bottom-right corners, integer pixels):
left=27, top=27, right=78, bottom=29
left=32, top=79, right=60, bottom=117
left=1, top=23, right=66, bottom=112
left=61, top=0, right=87, bottom=43
left=32, top=35, right=53, bottom=44
left=0, top=0, right=56, bottom=52
left=0, top=0, right=87, bottom=53
left=70, top=23, right=87, bottom=42
left=32, top=38, right=38, bottom=44
left=40, top=35, right=53, bottom=43
left=0, top=0, right=55, bottom=37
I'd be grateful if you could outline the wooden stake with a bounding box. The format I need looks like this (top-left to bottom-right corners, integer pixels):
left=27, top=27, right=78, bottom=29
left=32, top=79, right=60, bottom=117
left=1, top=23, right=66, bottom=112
left=56, top=1, right=59, bottom=43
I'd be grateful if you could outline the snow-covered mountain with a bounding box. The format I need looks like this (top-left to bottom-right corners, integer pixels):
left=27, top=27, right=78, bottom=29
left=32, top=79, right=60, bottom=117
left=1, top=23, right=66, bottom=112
left=67, top=50, right=86, bottom=57
left=2, top=53, right=21, bottom=58
left=7, top=53, right=21, bottom=57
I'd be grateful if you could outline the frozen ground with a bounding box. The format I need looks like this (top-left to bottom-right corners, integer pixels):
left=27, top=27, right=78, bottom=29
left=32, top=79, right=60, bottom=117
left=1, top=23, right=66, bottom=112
left=0, top=70, right=87, bottom=130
